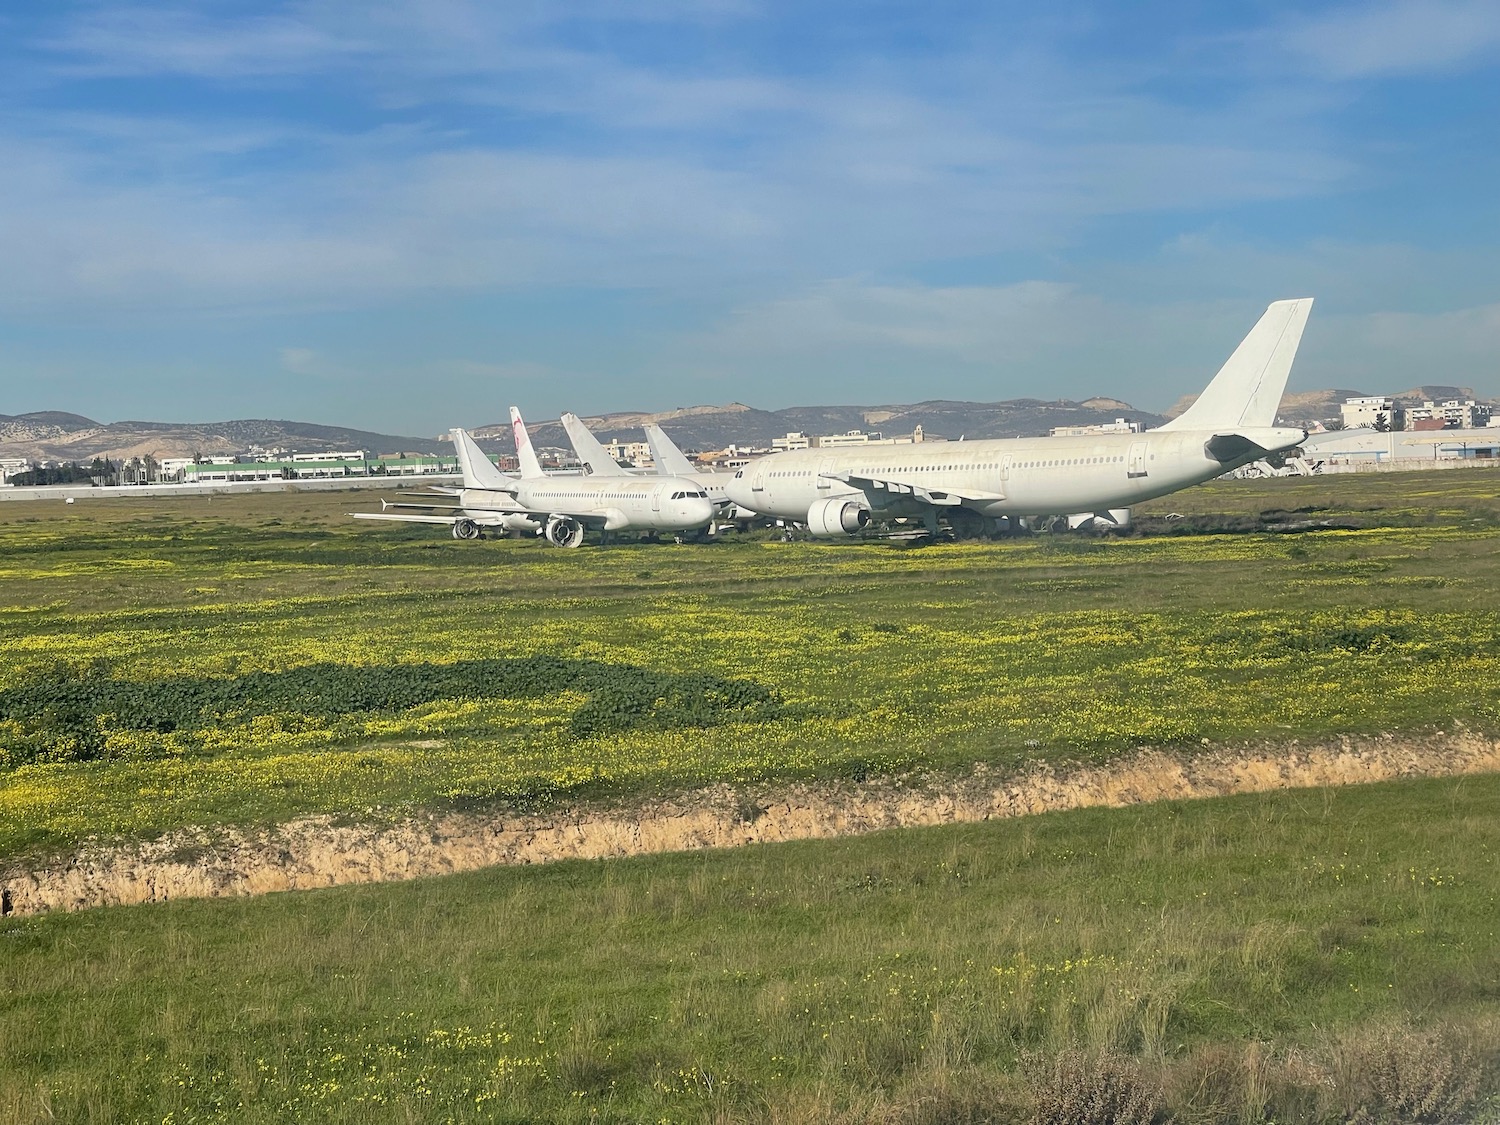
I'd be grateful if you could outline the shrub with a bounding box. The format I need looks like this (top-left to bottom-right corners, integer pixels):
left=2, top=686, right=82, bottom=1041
left=1024, top=1049, right=1162, bottom=1125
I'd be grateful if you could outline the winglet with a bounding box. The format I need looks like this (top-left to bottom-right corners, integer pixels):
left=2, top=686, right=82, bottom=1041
left=509, top=407, right=545, bottom=479
left=561, top=412, right=629, bottom=476
left=643, top=424, right=697, bottom=477
left=1160, top=298, right=1314, bottom=432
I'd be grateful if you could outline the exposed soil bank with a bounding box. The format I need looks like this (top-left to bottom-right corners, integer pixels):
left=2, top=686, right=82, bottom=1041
left=5, top=733, right=1498, bottom=916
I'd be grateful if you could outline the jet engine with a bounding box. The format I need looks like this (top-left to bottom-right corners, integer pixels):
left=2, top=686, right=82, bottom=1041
left=544, top=515, right=587, bottom=548
left=499, top=512, right=542, bottom=533
left=1065, top=508, right=1132, bottom=532
left=806, top=497, right=870, bottom=537
left=451, top=517, right=482, bottom=540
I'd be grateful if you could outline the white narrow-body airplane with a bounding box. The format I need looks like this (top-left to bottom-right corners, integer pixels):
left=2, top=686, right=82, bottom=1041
left=356, top=409, right=714, bottom=547
left=351, top=427, right=540, bottom=540
left=723, top=299, right=1314, bottom=535
left=558, top=411, right=737, bottom=515
left=642, top=423, right=739, bottom=514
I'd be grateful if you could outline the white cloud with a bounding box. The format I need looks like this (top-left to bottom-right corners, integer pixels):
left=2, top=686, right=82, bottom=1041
left=687, top=278, right=1500, bottom=410
left=1279, top=0, right=1500, bottom=78
left=279, top=346, right=319, bottom=373
left=42, top=7, right=369, bottom=78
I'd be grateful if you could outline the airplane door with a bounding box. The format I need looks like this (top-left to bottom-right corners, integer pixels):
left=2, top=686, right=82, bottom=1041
left=1127, top=441, right=1148, bottom=479
left=1000, top=454, right=1012, bottom=482
left=751, top=469, right=765, bottom=492
left=651, top=485, right=662, bottom=512
left=816, top=457, right=835, bottom=490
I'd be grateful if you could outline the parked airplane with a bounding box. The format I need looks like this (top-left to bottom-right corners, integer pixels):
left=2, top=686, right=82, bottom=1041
left=722, top=298, right=1314, bottom=536
left=642, top=423, right=738, bottom=514
left=559, top=412, right=636, bottom=477
left=351, top=427, right=540, bottom=539
left=357, top=409, right=714, bottom=547
left=557, top=411, right=739, bottom=515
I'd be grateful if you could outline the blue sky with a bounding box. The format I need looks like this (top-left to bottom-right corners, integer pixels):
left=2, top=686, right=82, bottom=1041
left=0, top=1, right=1497, bottom=435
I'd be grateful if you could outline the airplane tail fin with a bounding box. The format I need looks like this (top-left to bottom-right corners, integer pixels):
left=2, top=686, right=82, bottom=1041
left=1159, top=298, right=1313, bottom=431
left=450, top=428, right=514, bottom=490
left=644, top=424, right=697, bottom=477
left=509, top=407, right=545, bottom=479
left=561, top=412, right=629, bottom=476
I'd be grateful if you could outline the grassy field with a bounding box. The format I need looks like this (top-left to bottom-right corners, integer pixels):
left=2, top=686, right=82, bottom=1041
left=2, top=773, right=1497, bottom=1123
left=2, top=469, right=1500, bottom=862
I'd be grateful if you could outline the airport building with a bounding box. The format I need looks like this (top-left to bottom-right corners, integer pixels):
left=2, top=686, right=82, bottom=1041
left=1050, top=418, right=1142, bottom=437
left=183, top=454, right=458, bottom=482
left=1304, top=427, right=1500, bottom=469
left=771, top=426, right=932, bottom=451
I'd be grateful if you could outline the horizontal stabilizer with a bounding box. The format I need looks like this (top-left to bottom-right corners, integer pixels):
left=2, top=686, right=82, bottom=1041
left=1204, top=433, right=1268, bottom=463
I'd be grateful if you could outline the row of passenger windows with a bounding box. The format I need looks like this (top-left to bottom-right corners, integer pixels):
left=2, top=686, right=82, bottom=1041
left=765, top=455, right=1127, bottom=478
left=537, top=489, right=708, bottom=500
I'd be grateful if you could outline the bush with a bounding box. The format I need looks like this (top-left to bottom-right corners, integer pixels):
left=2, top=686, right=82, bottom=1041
left=1024, top=1049, right=1162, bottom=1125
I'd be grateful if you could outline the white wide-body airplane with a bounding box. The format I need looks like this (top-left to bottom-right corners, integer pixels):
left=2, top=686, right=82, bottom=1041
left=356, top=409, right=713, bottom=547
left=723, top=299, right=1314, bottom=536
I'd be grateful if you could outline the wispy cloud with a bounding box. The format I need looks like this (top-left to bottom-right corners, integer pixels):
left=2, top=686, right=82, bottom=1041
left=1278, top=0, right=1500, bottom=78
left=1, top=1, right=1496, bottom=429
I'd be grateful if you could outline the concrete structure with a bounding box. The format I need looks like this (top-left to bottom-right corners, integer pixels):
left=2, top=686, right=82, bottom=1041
left=1340, top=396, right=1404, bottom=431
left=1406, top=399, right=1490, bottom=429
left=773, top=426, right=930, bottom=451
left=290, top=449, right=368, bottom=462
left=0, top=458, right=31, bottom=484
left=603, top=438, right=652, bottom=466
left=183, top=455, right=458, bottom=482
left=1050, top=418, right=1142, bottom=437
left=1303, top=427, right=1500, bottom=470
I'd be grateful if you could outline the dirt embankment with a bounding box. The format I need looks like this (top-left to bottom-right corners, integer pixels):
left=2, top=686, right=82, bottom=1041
left=5, top=733, right=1498, bottom=917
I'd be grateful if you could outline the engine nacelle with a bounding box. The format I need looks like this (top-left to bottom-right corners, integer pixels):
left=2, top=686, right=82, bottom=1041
left=451, top=517, right=482, bottom=540
left=1066, top=508, right=1132, bottom=532
left=499, top=512, right=542, bottom=533
left=806, top=497, right=871, bottom=537
left=544, top=515, right=586, bottom=548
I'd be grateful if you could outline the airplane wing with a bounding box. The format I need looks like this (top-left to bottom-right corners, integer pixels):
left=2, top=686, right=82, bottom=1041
left=820, top=470, right=1005, bottom=507
left=352, top=510, right=518, bottom=527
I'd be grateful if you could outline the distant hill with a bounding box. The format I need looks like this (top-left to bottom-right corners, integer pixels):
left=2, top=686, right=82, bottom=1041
left=0, top=413, right=447, bottom=462
left=470, top=398, right=1170, bottom=453
left=1391, top=385, right=1476, bottom=404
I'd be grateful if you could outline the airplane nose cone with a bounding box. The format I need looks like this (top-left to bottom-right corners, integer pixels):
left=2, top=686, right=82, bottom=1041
left=723, top=476, right=749, bottom=508
left=684, top=496, right=714, bottom=526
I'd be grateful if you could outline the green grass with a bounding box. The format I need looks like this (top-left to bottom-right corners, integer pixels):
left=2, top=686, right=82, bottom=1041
left=2, top=470, right=1500, bottom=861
left=2, top=773, right=1497, bottom=1124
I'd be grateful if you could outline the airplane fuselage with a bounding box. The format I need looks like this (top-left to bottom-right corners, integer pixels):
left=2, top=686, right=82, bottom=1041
left=724, top=427, right=1306, bottom=523
left=491, top=477, right=712, bottom=532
